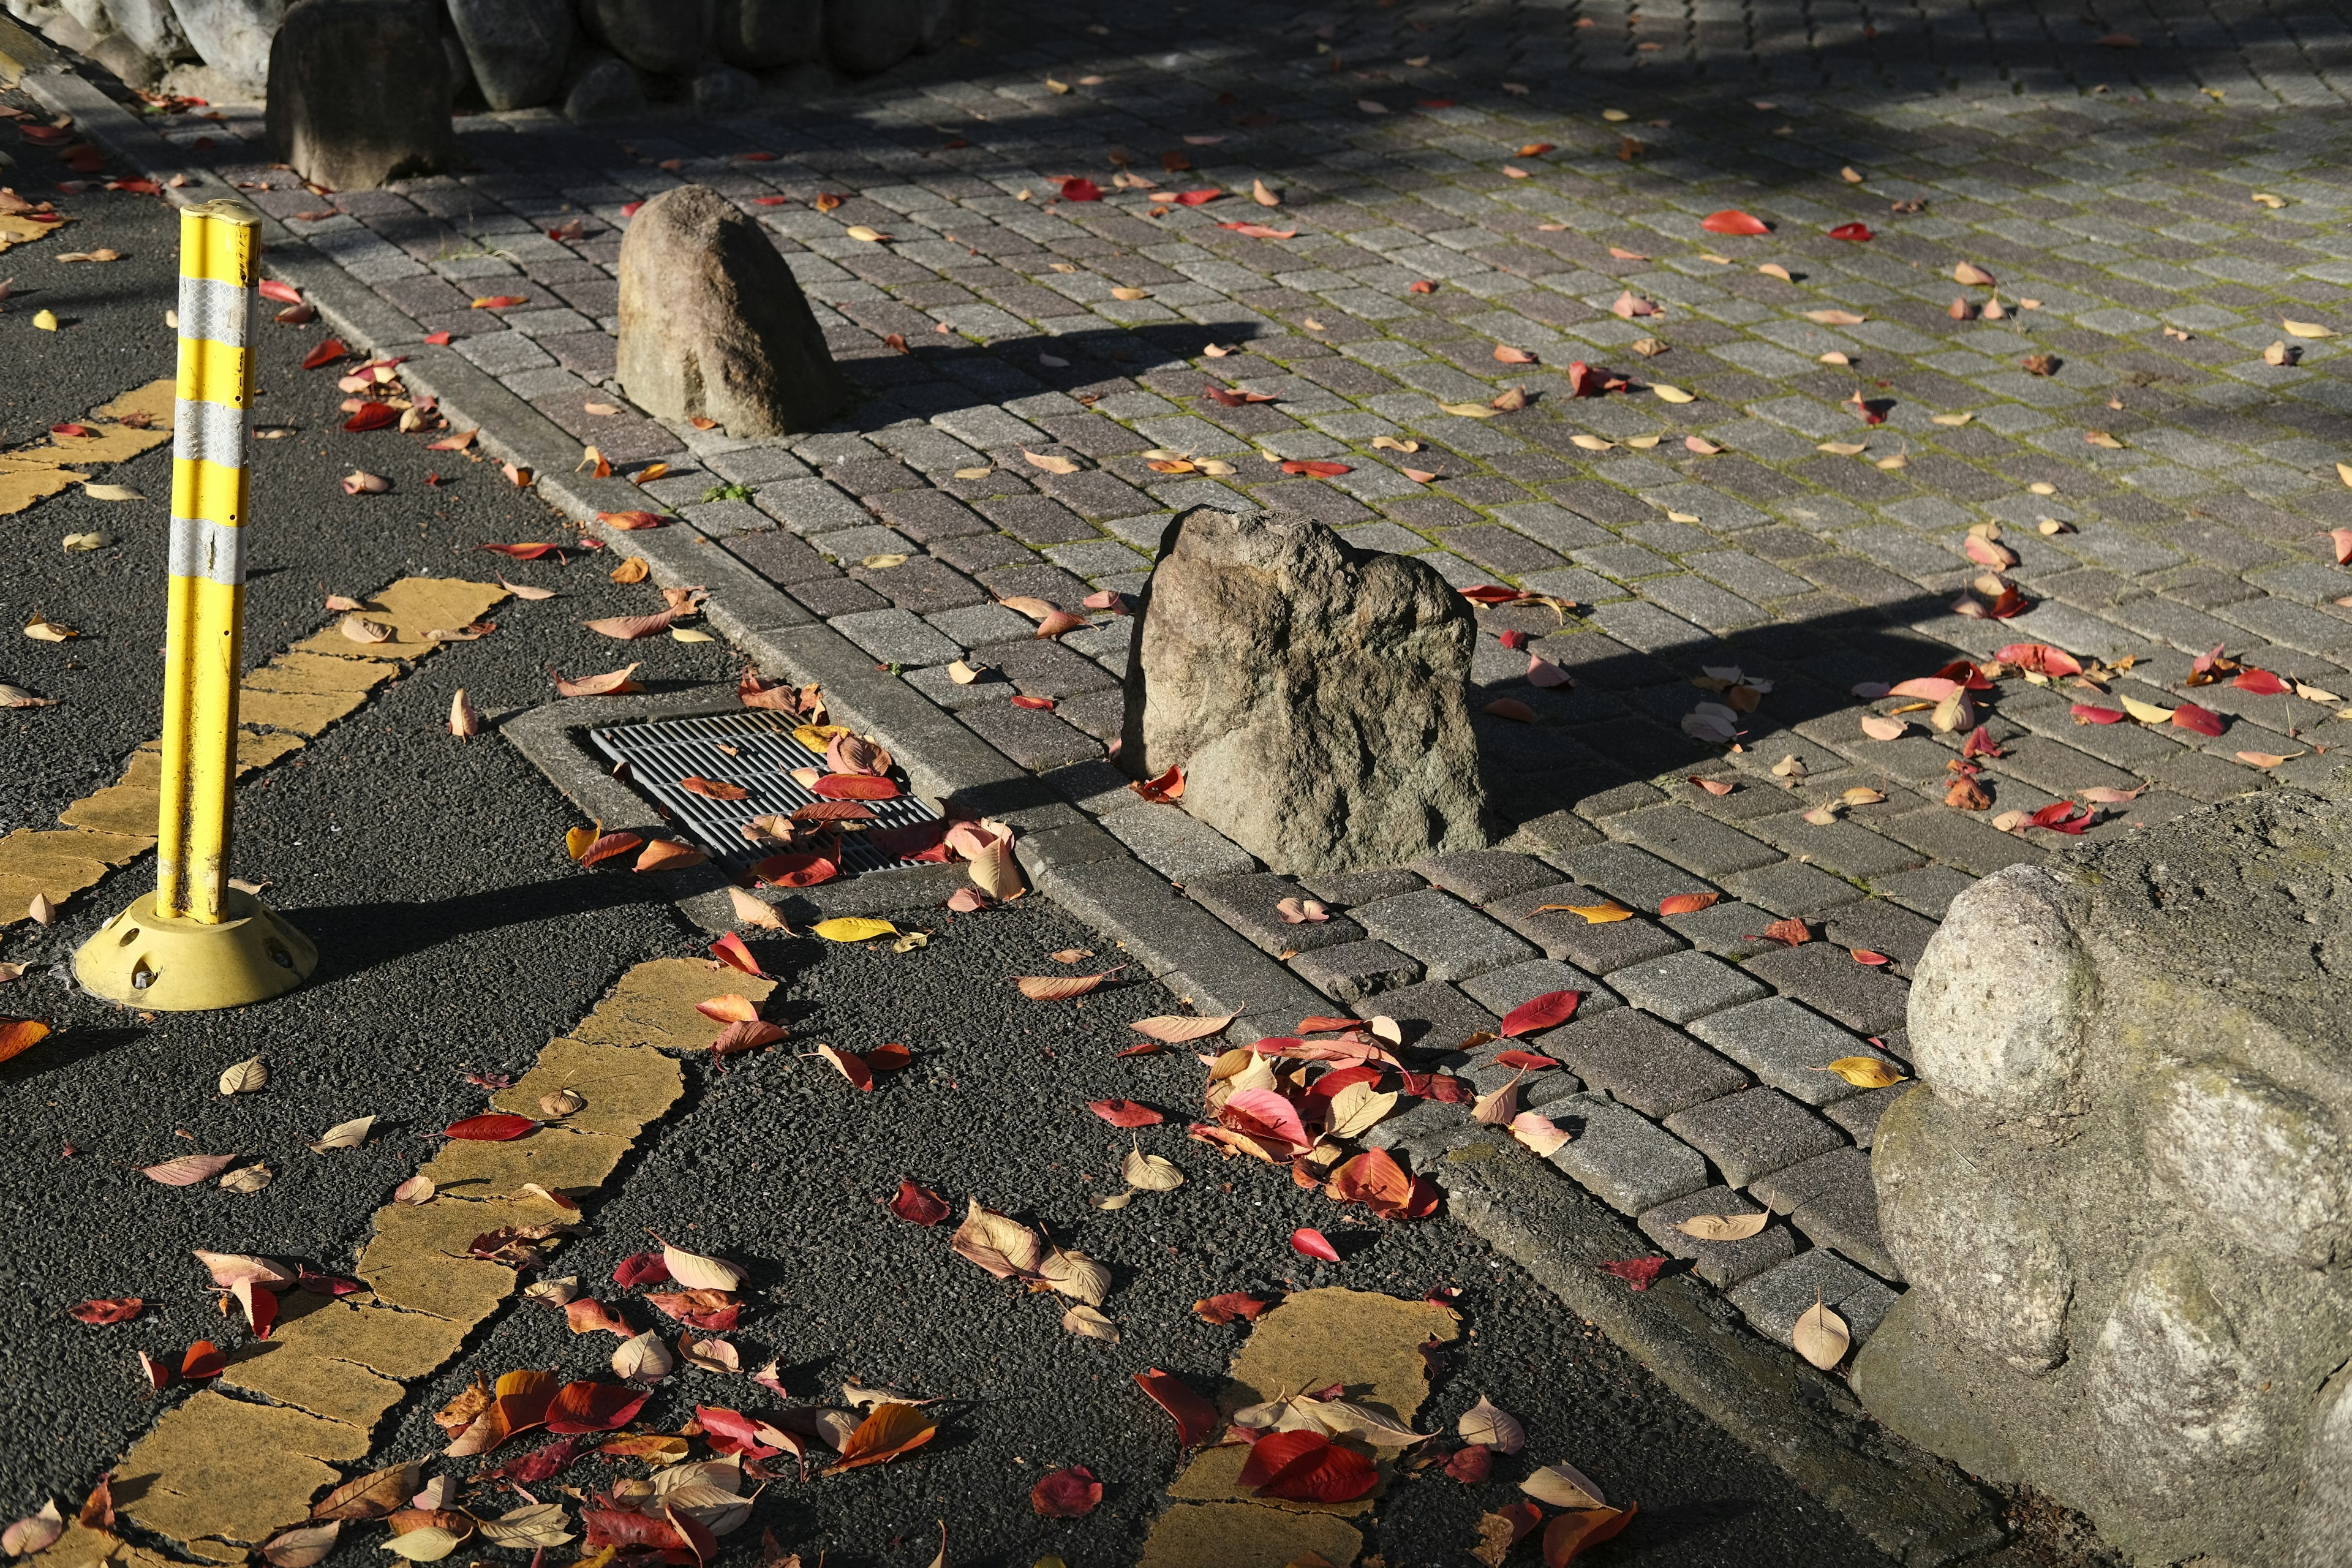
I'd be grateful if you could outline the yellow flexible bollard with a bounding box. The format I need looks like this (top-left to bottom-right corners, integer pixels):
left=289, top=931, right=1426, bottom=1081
left=75, top=199, right=317, bottom=1010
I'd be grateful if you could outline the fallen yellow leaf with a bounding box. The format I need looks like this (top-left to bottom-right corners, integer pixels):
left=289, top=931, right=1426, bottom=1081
left=1536, top=902, right=1634, bottom=924
left=1817, top=1056, right=1906, bottom=1089
left=1651, top=384, right=1694, bottom=404
left=812, top=917, right=899, bottom=943
left=845, top=225, right=889, bottom=243
left=2284, top=318, right=2335, bottom=339
left=2122, top=696, right=2175, bottom=723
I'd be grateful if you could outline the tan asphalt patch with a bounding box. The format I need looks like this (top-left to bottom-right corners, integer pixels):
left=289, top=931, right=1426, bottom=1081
left=55, top=956, right=758, bottom=1559
left=1147, top=1287, right=1463, bottom=1563
left=1, top=577, right=505, bottom=929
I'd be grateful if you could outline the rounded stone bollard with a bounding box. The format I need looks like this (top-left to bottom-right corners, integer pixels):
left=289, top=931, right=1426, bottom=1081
left=265, top=0, right=456, bottom=192
left=447, top=0, right=574, bottom=111
left=1855, top=791, right=2352, bottom=1567
left=614, top=185, right=854, bottom=437
left=579, top=0, right=711, bottom=74
left=1120, top=507, right=1496, bottom=876
left=714, top=0, right=823, bottom=68
left=822, top=0, right=922, bottom=73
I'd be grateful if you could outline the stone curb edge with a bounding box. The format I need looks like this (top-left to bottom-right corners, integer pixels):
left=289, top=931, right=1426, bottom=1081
left=38, top=73, right=2010, bottom=1566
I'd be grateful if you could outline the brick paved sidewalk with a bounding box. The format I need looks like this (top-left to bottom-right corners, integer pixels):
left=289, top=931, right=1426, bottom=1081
left=91, top=0, right=2352, bottom=1370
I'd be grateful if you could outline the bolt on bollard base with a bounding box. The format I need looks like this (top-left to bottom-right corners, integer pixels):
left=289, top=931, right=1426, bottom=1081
left=75, top=889, right=317, bottom=1010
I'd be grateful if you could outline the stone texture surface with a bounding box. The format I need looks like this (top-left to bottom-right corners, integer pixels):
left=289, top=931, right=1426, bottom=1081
left=263, top=0, right=454, bottom=191
left=581, top=0, right=710, bottom=74
left=446, top=0, right=572, bottom=112
left=714, top=0, right=824, bottom=67
left=616, top=184, right=853, bottom=438
left=1123, top=508, right=1495, bottom=875
left=167, top=0, right=292, bottom=92
left=1856, top=792, right=2352, bottom=1568
left=824, top=0, right=928, bottom=74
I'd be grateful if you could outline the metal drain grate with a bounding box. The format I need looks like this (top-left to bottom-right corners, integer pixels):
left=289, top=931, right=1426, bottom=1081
left=588, top=712, right=939, bottom=872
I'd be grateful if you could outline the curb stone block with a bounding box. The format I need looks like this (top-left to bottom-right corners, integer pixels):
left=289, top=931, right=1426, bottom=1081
left=1740, top=943, right=1913, bottom=1035
left=1604, top=804, right=1786, bottom=878
left=1720, top=859, right=1871, bottom=917
left=1750, top=1147, right=1877, bottom=1217
left=1292, top=866, right=1430, bottom=907
left=1099, top=806, right=1257, bottom=882
left=1551, top=839, right=1726, bottom=911
left=1793, top=1176, right=1906, bottom=1284
left=1662, top=898, right=1789, bottom=957
left=1409, top=848, right=1561, bottom=904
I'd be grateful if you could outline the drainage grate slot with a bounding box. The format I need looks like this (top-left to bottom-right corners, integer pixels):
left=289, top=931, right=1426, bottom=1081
left=588, top=712, right=939, bottom=873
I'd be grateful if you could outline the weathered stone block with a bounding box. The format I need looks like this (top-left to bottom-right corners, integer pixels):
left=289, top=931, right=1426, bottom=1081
left=447, top=0, right=571, bottom=110
left=1857, top=792, right=2352, bottom=1568
left=265, top=0, right=456, bottom=192
left=580, top=0, right=709, bottom=72
left=715, top=0, right=823, bottom=66
left=1121, top=508, right=1495, bottom=875
left=616, top=185, right=854, bottom=437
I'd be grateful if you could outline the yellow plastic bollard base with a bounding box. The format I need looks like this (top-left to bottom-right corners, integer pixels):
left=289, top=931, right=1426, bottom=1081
left=73, top=889, right=317, bottom=1011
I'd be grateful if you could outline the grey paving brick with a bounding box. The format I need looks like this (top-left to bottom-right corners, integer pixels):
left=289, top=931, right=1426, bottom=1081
left=1819, top=899, right=1941, bottom=971
left=1740, top=943, right=1912, bottom=1036
left=1487, top=884, right=1688, bottom=973
left=1874, top=807, right=2045, bottom=878
left=1661, top=899, right=1787, bottom=957
left=1665, top=1089, right=1849, bottom=1188
left=1719, top=859, right=1869, bottom=917
left=1545, top=1092, right=1713, bottom=1218
left=1352, top=889, right=1539, bottom=982
left=1355, top=979, right=1499, bottom=1051
left=957, top=699, right=1106, bottom=772
left=1457, top=959, right=1619, bottom=1023
left=1749, top=1147, right=1873, bottom=1217
left=1289, top=940, right=1425, bottom=1004
left=1825, top=1084, right=1914, bottom=1150
left=1638, top=1185, right=1796, bottom=1289
left=1606, top=949, right=1770, bottom=1025
left=829, top=607, right=965, bottom=667
left=1869, top=865, right=1978, bottom=919
left=1293, top=867, right=1430, bottom=907
left=1188, top=873, right=1366, bottom=957
left=1728, top=1250, right=1898, bottom=1355
left=1603, top=805, right=1785, bottom=879
left=1784, top=1158, right=1903, bottom=1281
left=1551, top=841, right=1722, bottom=912
left=1686, top=998, right=1894, bottom=1107
left=1741, top=812, right=1926, bottom=880
left=1460, top=1048, right=1582, bottom=1099
left=1411, top=850, right=1560, bottom=905
left=1542, top=1009, right=1751, bottom=1119
left=968, top=638, right=1120, bottom=698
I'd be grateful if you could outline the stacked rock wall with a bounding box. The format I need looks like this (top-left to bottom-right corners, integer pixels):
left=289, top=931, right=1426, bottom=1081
left=2, top=0, right=963, bottom=111
left=1853, top=790, right=2352, bottom=1566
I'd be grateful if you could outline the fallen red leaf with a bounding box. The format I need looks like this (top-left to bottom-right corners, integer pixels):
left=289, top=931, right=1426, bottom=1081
left=1499, top=989, right=1581, bottom=1038
left=301, top=337, right=347, bottom=370
left=1447, top=1444, right=1493, bottom=1482
left=1850, top=949, right=1892, bottom=967
left=1194, top=1292, right=1274, bottom=1324
left=445, top=1114, right=536, bottom=1142
left=890, top=1178, right=950, bottom=1226
left=680, top=775, right=749, bottom=801
left=1460, top=585, right=1528, bottom=605
left=813, top=774, right=900, bottom=801
left=1031, top=1463, right=1102, bottom=1518
left=1239, top=1429, right=1381, bottom=1502
left=423, top=330, right=453, bottom=345
left=1010, top=694, right=1056, bottom=710
left=1828, top=222, right=1874, bottom=241
left=1087, top=1099, right=1164, bottom=1128
left=257, top=279, right=301, bottom=304
left=2173, top=702, right=2225, bottom=737
left=1135, top=1368, right=1218, bottom=1446
left=598, top=510, right=665, bottom=530
left=342, top=402, right=396, bottom=432
left=2233, top=669, right=2290, bottom=696
left=1175, top=189, right=1223, bottom=205
left=480, top=542, right=565, bottom=560
left=1545, top=1504, right=1640, bottom=1566
left=1658, top=892, right=1721, bottom=916
left=1280, top=460, right=1352, bottom=477
left=643, top=1289, right=739, bottom=1330
left=1061, top=177, right=1102, bottom=202
left=753, top=851, right=838, bottom=888
left=1701, top=208, right=1770, bottom=235
left=1409, top=279, right=1436, bottom=293
left=1493, top=1050, right=1556, bottom=1071
left=1289, top=1227, right=1342, bottom=1262
left=543, top=1381, right=647, bottom=1433
left=70, top=1297, right=143, bottom=1325
left=1218, top=221, right=1298, bottom=239
left=181, top=1340, right=225, bottom=1379
left=1597, top=1257, right=1667, bottom=1290
left=710, top=1019, right=786, bottom=1057
left=613, top=1252, right=669, bottom=1287
left=710, top=932, right=766, bottom=978
left=694, top=1404, right=782, bottom=1459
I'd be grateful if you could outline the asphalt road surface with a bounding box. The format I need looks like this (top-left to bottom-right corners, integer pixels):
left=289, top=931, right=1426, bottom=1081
left=0, top=83, right=1898, bottom=1568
